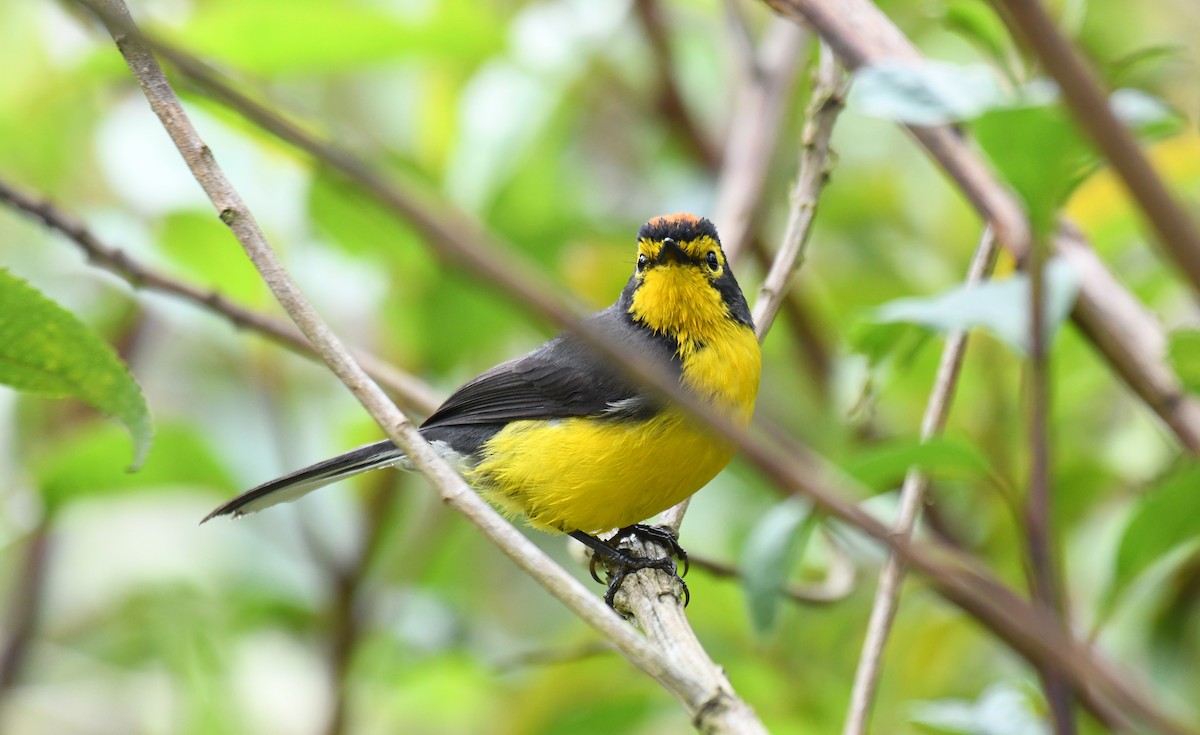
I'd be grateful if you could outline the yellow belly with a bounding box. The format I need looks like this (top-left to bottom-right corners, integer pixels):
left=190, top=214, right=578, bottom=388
left=468, top=410, right=733, bottom=533
left=468, top=323, right=761, bottom=534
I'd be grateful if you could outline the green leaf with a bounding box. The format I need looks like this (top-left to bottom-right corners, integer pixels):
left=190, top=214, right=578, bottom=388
left=867, top=258, right=1081, bottom=355
left=0, top=270, right=151, bottom=468
left=1107, top=462, right=1200, bottom=611
left=1167, top=329, right=1200, bottom=395
left=740, top=499, right=815, bottom=634
left=849, top=60, right=1008, bottom=125
left=845, top=436, right=994, bottom=492
left=972, top=103, right=1094, bottom=234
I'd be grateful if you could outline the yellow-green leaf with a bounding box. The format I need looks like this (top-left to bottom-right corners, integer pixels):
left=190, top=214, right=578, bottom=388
left=0, top=269, right=151, bottom=468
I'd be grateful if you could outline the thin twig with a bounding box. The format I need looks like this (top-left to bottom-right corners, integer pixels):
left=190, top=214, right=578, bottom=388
left=84, top=2, right=768, bottom=732
left=76, top=6, right=1197, bottom=731
left=992, top=0, right=1200, bottom=296
left=0, top=175, right=440, bottom=417
left=842, top=229, right=999, bottom=735
left=1025, top=229, right=1077, bottom=733
left=759, top=0, right=1200, bottom=453
left=752, top=42, right=846, bottom=339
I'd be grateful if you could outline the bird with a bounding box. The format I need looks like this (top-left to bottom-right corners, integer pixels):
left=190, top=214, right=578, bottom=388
left=203, top=213, right=762, bottom=607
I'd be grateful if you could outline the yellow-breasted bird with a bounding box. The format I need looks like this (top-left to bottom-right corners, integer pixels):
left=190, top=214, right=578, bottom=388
left=204, top=214, right=761, bottom=606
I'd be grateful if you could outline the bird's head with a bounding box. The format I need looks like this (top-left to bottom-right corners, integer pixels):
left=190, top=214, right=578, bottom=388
left=625, top=213, right=753, bottom=347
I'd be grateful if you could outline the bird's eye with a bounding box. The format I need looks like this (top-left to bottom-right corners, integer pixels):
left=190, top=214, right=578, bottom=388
left=706, top=251, right=720, bottom=271
left=637, top=253, right=648, bottom=271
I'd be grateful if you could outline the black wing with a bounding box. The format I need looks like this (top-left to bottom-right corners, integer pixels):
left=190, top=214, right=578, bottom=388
left=420, top=304, right=680, bottom=430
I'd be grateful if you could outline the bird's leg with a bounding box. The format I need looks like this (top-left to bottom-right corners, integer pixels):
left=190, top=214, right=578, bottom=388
left=570, top=526, right=690, bottom=610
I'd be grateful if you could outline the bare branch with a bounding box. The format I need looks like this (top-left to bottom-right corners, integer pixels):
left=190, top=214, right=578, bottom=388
left=610, top=532, right=769, bottom=735
left=843, top=229, right=1000, bottom=735
left=0, top=175, right=441, bottom=417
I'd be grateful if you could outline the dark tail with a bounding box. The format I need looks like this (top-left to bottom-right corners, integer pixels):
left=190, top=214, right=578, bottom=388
left=201, top=439, right=404, bottom=523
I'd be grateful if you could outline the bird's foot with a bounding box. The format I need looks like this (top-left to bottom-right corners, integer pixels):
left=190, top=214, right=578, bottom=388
left=608, top=524, right=689, bottom=578
left=572, top=525, right=690, bottom=611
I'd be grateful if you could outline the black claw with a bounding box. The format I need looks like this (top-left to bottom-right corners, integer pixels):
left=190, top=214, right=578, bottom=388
left=570, top=527, right=691, bottom=610
left=612, top=524, right=690, bottom=578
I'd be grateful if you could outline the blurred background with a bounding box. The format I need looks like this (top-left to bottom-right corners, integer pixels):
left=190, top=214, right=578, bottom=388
left=0, top=0, right=1198, bottom=733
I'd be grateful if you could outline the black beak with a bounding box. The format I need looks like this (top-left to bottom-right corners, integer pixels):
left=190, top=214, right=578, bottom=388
left=657, top=238, right=687, bottom=266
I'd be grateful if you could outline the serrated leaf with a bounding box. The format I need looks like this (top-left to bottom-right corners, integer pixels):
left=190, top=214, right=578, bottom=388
left=868, top=258, right=1081, bottom=355
left=0, top=269, right=151, bottom=468
left=740, top=499, right=815, bottom=633
left=846, top=436, right=993, bottom=492
left=1106, top=463, right=1200, bottom=611
left=1167, top=329, right=1200, bottom=395
left=849, top=61, right=1008, bottom=125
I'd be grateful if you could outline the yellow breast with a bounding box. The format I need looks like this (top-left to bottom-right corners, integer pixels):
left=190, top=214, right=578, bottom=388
left=468, top=322, right=761, bottom=534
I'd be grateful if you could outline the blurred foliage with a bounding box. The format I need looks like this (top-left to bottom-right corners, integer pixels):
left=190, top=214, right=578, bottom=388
left=0, top=0, right=1199, bottom=733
